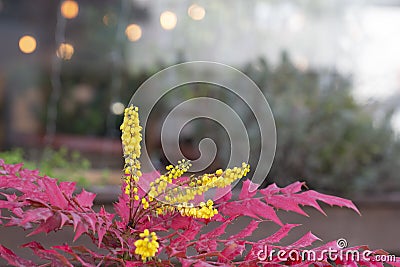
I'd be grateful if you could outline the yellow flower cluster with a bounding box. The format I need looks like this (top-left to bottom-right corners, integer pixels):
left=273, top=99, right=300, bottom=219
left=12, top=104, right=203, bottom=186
left=162, top=163, right=250, bottom=207
left=148, top=159, right=191, bottom=200
left=177, top=199, right=218, bottom=219
left=120, top=106, right=142, bottom=196
left=120, top=106, right=251, bottom=221
left=134, top=229, right=159, bottom=261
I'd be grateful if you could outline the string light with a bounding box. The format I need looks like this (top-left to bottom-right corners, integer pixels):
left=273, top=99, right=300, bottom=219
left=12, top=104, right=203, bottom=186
left=160, top=11, right=177, bottom=30
left=19, top=35, right=37, bottom=54
left=61, top=0, right=79, bottom=19
left=188, top=4, right=205, bottom=21
left=125, top=24, right=142, bottom=42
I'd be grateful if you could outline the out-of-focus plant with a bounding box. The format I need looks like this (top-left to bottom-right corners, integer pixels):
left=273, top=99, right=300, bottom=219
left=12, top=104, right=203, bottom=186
left=0, top=147, right=90, bottom=187
left=244, top=53, right=400, bottom=196
left=0, top=105, right=398, bottom=266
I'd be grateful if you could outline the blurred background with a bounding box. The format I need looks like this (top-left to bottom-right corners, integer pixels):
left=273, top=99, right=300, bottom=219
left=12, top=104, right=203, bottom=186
left=1, top=0, right=400, bottom=198
left=2, top=0, right=400, bottom=260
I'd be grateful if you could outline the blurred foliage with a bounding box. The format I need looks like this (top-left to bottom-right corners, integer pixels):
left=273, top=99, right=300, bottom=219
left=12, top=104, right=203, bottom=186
left=244, top=53, right=400, bottom=196
left=45, top=69, right=152, bottom=137
left=38, top=51, right=400, bottom=196
left=0, top=147, right=91, bottom=187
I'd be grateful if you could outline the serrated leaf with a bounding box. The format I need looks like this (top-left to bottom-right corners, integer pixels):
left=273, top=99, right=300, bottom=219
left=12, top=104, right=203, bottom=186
left=22, top=242, right=73, bottom=267
left=300, top=190, right=360, bottom=215
left=41, top=176, right=69, bottom=209
left=27, top=212, right=61, bottom=236
left=220, top=240, right=246, bottom=261
left=73, top=221, right=89, bottom=242
left=229, top=220, right=259, bottom=240
left=0, top=244, right=35, bottom=267
left=239, top=180, right=258, bottom=199
left=59, top=181, right=77, bottom=197
left=75, top=189, right=96, bottom=209
left=288, top=231, right=320, bottom=248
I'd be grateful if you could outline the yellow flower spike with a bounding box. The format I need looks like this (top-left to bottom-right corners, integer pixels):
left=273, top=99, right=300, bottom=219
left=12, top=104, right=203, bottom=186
left=121, top=106, right=142, bottom=195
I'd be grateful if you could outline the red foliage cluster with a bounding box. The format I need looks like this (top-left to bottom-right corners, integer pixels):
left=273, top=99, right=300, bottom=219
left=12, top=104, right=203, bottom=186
left=0, top=159, right=399, bottom=266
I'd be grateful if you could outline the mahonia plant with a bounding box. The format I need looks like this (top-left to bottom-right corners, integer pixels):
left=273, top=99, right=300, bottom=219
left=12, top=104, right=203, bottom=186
left=0, top=105, right=399, bottom=266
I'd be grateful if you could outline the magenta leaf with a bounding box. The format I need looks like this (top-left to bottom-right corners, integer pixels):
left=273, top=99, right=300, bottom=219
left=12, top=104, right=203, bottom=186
left=228, top=220, right=259, bottom=240
left=59, top=181, right=77, bottom=197
left=288, top=231, right=321, bottom=248
left=300, top=190, right=360, bottom=215
left=220, top=240, right=246, bottom=261
left=0, top=160, right=395, bottom=267
left=22, top=242, right=73, bottom=267
left=0, top=245, right=35, bottom=266
left=75, top=189, right=96, bottom=209
left=40, top=176, right=69, bottom=209
left=73, top=221, right=89, bottom=242
left=27, top=212, right=62, bottom=236
left=239, top=180, right=258, bottom=199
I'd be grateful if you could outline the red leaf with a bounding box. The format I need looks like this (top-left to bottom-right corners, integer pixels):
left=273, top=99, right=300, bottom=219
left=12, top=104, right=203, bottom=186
left=239, top=180, right=258, bottom=199
left=22, top=242, right=73, bottom=266
left=54, top=244, right=93, bottom=267
left=75, top=189, right=96, bottom=209
left=59, top=181, right=76, bottom=197
left=289, top=231, right=321, bottom=248
left=300, top=190, right=360, bottom=215
left=170, top=215, right=193, bottom=230
left=19, top=208, right=53, bottom=225
left=281, top=181, right=305, bottom=194
left=60, top=212, right=70, bottom=228
left=114, top=190, right=130, bottom=223
left=28, top=212, right=62, bottom=236
left=229, top=220, right=259, bottom=240
left=263, top=195, right=309, bottom=216
left=179, top=258, right=198, bottom=267
left=82, top=213, right=97, bottom=233
left=70, top=212, right=81, bottom=232
left=220, top=240, right=246, bottom=261
left=259, top=224, right=300, bottom=244
left=249, top=199, right=282, bottom=225
left=96, top=222, right=106, bottom=247
left=194, top=261, right=222, bottom=267
left=73, top=221, right=89, bottom=242
left=260, top=183, right=281, bottom=196
left=125, top=260, right=145, bottom=266
left=219, top=199, right=282, bottom=225
left=0, top=244, right=35, bottom=266
left=41, top=176, right=69, bottom=209
left=201, top=217, right=234, bottom=240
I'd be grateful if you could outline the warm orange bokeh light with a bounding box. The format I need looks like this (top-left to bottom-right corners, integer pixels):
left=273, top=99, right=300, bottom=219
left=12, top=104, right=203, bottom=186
left=61, top=0, right=79, bottom=19
left=160, top=11, right=177, bottom=30
left=19, top=35, right=37, bottom=54
left=56, top=42, right=74, bottom=60
left=125, top=24, right=142, bottom=42
left=188, top=4, right=206, bottom=21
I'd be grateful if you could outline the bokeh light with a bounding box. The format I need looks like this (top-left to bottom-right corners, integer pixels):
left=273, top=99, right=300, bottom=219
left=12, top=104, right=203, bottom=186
left=160, top=11, right=177, bottom=30
left=56, top=42, right=74, bottom=60
left=61, top=0, right=79, bottom=19
left=103, top=13, right=117, bottom=26
left=19, top=35, right=37, bottom=54
left=110, top=102, right=125, bottom=115
left=125, top=24, right=142, bottom=42
left=188, top=4, right=205, bottom=21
